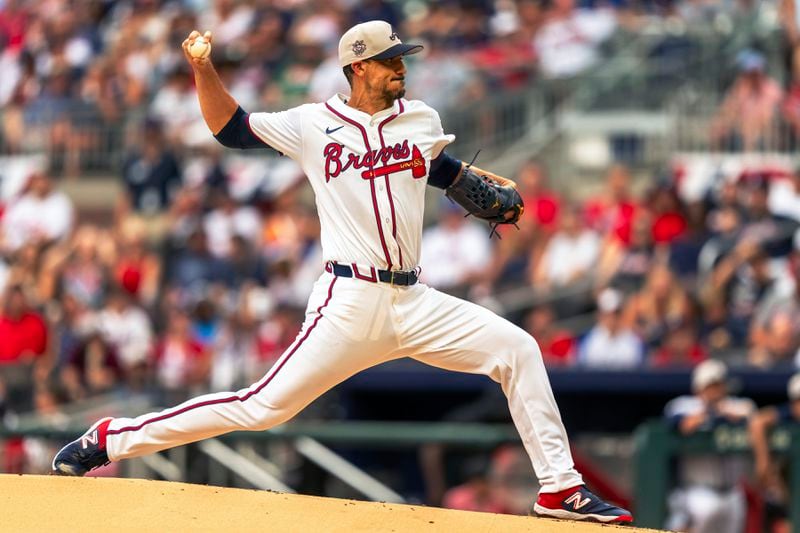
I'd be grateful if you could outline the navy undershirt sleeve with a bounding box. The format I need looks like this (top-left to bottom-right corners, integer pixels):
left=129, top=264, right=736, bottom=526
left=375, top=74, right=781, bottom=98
left=213, top=106, right=272, bottom=150
left=428, top=151, right=462, bottom=189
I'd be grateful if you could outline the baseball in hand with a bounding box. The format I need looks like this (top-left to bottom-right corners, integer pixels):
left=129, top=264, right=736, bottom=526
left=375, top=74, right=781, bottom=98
left=189, top=36, right=211, bottom=59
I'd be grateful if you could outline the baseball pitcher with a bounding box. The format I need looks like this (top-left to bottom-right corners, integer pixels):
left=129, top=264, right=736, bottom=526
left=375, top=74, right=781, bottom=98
left=53, top=20, right=632, bottom=524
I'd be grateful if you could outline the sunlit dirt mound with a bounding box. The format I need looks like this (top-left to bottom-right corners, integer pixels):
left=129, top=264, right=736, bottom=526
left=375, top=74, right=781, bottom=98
left=2, top=475, right=662, bottom=532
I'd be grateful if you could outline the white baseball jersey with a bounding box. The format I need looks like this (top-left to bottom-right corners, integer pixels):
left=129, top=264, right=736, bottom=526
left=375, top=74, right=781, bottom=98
left=103, top=94, right=583, bottom=496
left=247, top=94, right=454, bottom=271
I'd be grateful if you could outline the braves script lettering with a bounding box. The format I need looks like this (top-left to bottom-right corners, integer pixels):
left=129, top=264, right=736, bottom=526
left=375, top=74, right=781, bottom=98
left=325, top=141, right=422, bottom=182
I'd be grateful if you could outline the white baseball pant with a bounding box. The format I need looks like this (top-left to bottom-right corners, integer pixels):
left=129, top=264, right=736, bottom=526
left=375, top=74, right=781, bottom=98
left=106, top=271, right=583, bottom=493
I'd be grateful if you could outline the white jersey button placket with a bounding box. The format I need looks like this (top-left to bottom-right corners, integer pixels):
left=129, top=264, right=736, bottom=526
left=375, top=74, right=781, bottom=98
left=371, top=121, right=402, bottom=268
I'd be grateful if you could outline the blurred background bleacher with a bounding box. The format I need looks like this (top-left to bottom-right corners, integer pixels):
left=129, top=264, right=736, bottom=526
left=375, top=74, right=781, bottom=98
left=3, top=0, right=800, bottom=531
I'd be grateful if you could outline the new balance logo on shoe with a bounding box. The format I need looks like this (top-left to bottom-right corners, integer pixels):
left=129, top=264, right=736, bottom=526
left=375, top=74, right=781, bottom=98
left=532, top=486, right=633, bottom=523
left=81, top=430, right=98, bottom=449
left=564, top=492, right=591, bottom=510
left=52, top=417, right=112, bottom=477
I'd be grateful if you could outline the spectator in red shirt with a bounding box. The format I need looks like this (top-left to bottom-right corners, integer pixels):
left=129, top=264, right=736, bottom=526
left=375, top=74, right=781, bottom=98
left=517, top=160, right=561, bottom=231
left=582, top=164, right=638, bottom=245
left=524, top=305, right=576, bottom=366
left=470, top=14, right=537, bottom=90
left=473, top=160, right=558, bottom=293
left=114, top=232, right=160, bottom=304
left=0, top=285, right=47, bottom=364
left=648, top=183, right=687, bottom=245
left=0, top=0, right=29, bottom=52
left=153, top=308, right=209, bottom=396
left=651, top=320, right=708, bottom=368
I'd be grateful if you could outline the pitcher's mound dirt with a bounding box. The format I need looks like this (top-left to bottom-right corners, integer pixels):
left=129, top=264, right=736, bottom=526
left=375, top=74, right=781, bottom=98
left=2, top=475, right=662, bottom=532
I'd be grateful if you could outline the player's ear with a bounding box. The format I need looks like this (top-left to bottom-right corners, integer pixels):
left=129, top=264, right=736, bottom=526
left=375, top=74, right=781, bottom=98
left=351, top=61, right=367, bottom=77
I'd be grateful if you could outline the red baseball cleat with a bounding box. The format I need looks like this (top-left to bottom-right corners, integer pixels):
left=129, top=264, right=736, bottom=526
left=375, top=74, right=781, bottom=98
left=532, top=485, right=634, bottom=523
left=51, top=417, right=113, bottom=476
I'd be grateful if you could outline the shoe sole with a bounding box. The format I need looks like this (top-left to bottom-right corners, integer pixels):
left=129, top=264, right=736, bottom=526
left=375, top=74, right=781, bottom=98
left=532, top=503, right=634, bottom=523
left=51, top=417, right=113, bottom=476
left=50, top=462, right=81, bottom=476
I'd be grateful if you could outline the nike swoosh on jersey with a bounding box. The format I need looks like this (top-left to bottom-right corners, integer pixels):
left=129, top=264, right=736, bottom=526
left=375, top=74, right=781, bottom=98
left=326, top=126, right=344, bottom=134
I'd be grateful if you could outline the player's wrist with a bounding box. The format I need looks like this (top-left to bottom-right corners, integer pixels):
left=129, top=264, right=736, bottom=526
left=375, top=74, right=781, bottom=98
left=190, top=59, right=215, bottom=74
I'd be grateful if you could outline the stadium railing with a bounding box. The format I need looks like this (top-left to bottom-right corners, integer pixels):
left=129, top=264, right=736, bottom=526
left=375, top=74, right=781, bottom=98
left=670, top=93, right=800, bottom=154
left=535, top=14, right=782, bottom=179
left=442, top=85, right=546, bottom=162
left=0, top=18, right=768, bottom=179
left=0, top=88, right=545, bottom=178
left=0, top=106, right=144, bottom=175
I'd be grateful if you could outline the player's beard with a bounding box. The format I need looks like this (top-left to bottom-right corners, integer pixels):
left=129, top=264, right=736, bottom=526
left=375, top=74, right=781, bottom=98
left=365, top=78, right=405, bottom=107
left=381, top=75, right=406, bottom=101
left=384, top=84, right=405, bottom=101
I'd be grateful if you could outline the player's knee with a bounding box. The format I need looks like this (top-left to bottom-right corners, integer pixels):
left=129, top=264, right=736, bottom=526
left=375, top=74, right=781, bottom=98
left=508, top=329, right=541, bottom=361
left=250, top=396, right=297, bottom=431
left=251, top=408, right=293, bottom=431
left=507, top=332, right=546, bottom=378
left=491, top=329, right=541, bottom=382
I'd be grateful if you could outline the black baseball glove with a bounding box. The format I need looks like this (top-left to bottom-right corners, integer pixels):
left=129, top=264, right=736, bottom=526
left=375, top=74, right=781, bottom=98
left=445, top=165, right=524, bottom=232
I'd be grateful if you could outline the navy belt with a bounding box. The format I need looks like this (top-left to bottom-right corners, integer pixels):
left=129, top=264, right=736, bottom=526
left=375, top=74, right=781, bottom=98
left=325, top=262, right=419, bottom=286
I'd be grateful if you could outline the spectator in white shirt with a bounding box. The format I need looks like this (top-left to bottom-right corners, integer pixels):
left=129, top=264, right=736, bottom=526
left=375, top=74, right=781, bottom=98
left=97, top=288, right=153, bottom=373
left=578, top=288, right=645, bottom=369
left=203, top=191, right=261, bottom=259
left=198, top=0, right=255, bottom=48
left=307, top=56, right=351, bottom=103
left=768, top=166, right=800, bottom=223
left=532, top=204, right=600, bottom=291
left=421, top=201, right=492, bottom=294
left=149, top=70, right=204, bottom=146
left=534, top=0, right=616, bottom=79
left=1, top=171, right=74, bottom=252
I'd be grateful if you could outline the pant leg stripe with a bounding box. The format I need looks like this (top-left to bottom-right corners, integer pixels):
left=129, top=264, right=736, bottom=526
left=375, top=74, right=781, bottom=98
left=107, top=277, right=338, bottom=436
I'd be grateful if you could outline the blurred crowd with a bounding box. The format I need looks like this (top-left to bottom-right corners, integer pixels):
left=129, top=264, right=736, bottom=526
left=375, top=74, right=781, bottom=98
left=0, top=0, right=769, bottom=176
left=454, top=158, right=800, bottom=373
left=0, top=156, right=320, bottom=411
left=4, top=151, right=800, bottom=416
left=0, top=0, right=539, bottom=175
left=0, top=0, right=787, bottom=409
